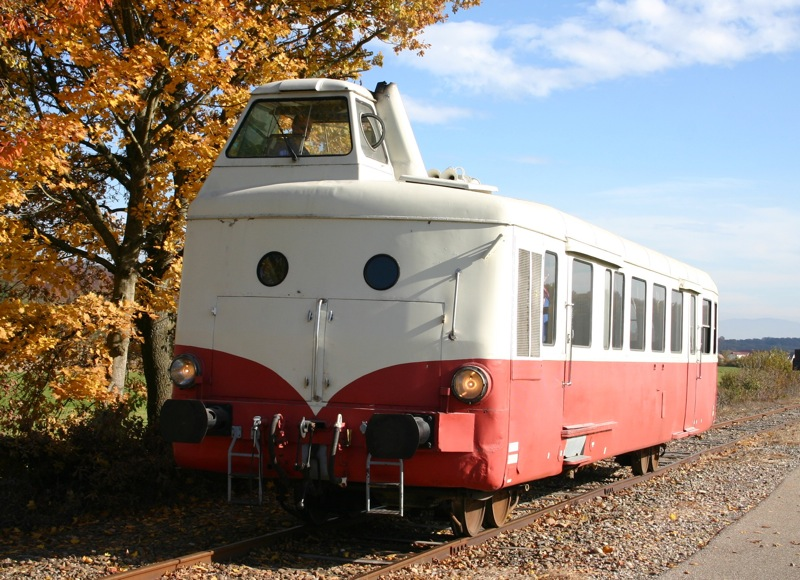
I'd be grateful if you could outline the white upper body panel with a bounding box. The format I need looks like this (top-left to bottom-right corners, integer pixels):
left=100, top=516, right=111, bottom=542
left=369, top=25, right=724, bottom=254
left=189, top=178, right=716, bottom=296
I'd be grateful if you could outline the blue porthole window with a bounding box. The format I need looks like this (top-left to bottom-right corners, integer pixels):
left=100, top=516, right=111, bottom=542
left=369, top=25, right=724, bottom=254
left=364, top=254, right=399, bottom=291
left=257, top=251, right=289, bottom=287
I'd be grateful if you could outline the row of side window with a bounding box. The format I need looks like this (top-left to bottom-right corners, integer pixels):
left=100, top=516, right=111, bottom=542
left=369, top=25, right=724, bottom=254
left=517, top=249, right=717, bottom=356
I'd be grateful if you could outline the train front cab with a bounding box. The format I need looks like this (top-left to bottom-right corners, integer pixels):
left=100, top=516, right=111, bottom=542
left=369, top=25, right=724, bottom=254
left=161, top=208, right=523, bottom=535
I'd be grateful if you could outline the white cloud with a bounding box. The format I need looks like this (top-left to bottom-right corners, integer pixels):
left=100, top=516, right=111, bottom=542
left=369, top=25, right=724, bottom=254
left=407, top=21, right=534, bottom=94
left=595, top=177, right=752, bottom=199
left=579, top=188, right=800, bottom=322
left=401, top=95, right=474, bottom=125
left=403, top=0, right=800, bottom=96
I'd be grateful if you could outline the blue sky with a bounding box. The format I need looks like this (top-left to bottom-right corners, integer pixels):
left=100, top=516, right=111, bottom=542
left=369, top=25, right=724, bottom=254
left=359, top=0, right=800, bottom=332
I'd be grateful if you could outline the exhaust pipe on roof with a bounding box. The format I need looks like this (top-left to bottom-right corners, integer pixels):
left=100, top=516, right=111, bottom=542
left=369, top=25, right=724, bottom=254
left=373, top=82, right=427, bottom=180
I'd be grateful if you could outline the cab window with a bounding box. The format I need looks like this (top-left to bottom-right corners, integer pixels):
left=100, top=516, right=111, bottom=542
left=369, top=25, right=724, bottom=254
left=227, top=97, right=351, bottom=158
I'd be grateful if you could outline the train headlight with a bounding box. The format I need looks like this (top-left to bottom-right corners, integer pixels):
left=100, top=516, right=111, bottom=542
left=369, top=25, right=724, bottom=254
left=451, top=365, right=490, bottom=404
left=169, top=354, right=202, bottom=388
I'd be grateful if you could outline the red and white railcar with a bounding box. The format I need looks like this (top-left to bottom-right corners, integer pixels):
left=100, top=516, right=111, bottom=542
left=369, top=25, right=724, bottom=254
left=161, top=79, right=718, bottom=536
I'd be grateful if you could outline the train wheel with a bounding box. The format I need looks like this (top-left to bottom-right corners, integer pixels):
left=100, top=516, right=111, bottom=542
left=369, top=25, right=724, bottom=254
left=450, top=497, right=485, bottom=537
left=631, top=446, right=660, bottom=476
left=631, top=449, right=649, bottom=476
left=648, top=446, right=660, bottom=471
left=483, top=490, right=517, bottom=528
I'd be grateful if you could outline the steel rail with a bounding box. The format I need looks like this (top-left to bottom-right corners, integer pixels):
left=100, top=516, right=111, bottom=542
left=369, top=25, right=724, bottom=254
left=106, top=403, right=800, bottom=580
left=351, top=403, right=800, bottom=579
left=106, top=524, right=307, bottom=579
left=351, top=442, right=738, bottom=578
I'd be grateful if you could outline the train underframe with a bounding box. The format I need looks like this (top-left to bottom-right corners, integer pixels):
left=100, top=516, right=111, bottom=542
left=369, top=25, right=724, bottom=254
left=163, top=395, right=672, bottom=537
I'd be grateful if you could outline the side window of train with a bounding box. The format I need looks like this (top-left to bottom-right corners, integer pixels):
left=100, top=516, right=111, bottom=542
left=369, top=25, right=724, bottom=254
left=603, top=269, right=625, bottom=349
left=630, top=277, right=646, bottom=351
left=364, top=254, right=400, bottom=290
left=516, top=249, right=543, bottom=357
left=713, top=302, right=718, bottom=354
left=652, top=284, right=667, bottom=352
left=571, top=259, right=592, bottom=347
left=701, top=298, right=713, bottom=354
left=612, top=272, right=625, bottom=349
left=543, top=252, right=557, bottom=346
left=257, top=251, right=289, bottom=286
left=670, top=290, right=683, bottom=353
left=356, top=100, right=388, bottom=163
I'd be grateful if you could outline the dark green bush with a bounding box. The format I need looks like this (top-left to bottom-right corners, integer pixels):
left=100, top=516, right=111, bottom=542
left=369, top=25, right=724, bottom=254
left=0, top=394, right=183, bottom=529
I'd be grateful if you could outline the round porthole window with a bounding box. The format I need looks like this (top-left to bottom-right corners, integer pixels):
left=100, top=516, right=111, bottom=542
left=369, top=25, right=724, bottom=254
left=257, top=251, right=289, bottom=287
left=364, top=254, right=399, bottom=291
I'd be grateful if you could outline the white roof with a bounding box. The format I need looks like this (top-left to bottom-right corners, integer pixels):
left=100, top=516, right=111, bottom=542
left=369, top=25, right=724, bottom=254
left=189, top=179, right=717, bottom=294
left=251, top=78, right=375, bottom=101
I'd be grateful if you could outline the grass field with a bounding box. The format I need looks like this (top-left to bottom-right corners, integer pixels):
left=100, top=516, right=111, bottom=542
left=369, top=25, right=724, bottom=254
left=718, top=366, right=739, bottom=382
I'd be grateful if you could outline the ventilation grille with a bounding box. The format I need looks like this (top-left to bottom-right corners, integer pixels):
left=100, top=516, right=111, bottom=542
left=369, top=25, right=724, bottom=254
left=516, top=249, right=542, bottom=357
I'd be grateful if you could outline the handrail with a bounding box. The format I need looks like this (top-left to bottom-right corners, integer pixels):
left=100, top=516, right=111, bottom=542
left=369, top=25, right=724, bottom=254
left=448, top=269, right=462, bottom=341
left=562, top=303, right=574, bottom=386
left=310, top=298, right=326, bottom=401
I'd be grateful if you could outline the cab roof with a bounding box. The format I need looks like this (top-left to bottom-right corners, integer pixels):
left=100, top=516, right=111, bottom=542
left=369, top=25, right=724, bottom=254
left=252, top=78, right=375, bottom=101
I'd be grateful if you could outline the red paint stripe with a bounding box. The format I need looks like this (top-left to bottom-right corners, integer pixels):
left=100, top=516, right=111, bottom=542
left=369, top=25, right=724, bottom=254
left=170, top=346, right=716, bottom=490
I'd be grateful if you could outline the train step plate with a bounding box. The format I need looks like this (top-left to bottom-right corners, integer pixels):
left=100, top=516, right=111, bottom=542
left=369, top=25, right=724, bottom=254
left=672, top=427, right=699, bottom=439
left=229, top=472, right=260, bottom=480
left=562, top=454, right=591, bottom=465
left=367, top=507, right=402, bottom=516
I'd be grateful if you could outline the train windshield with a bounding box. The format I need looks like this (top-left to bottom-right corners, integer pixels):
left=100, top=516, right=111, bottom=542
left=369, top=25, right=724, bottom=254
left=227, top=97, right=352, bottom=159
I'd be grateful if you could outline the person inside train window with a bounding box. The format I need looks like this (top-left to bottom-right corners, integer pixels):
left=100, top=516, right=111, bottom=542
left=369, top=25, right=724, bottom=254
left=542, top=252, right=557, bottom=345
left=542, top=284, right=550, bottom=341
left=268, top=112, right=313, bottom=158
left=227, top=97, right=352, bottom=158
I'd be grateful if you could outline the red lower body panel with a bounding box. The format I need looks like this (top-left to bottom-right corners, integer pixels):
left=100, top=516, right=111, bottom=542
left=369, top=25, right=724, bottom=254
left=169, top=347, right=716, bottom=492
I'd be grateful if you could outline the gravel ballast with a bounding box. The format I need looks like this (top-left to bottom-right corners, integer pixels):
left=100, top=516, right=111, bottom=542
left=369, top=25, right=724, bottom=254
left=388, top=421, right=800, bottom=579
left=1, top=409, right=799, bottom=579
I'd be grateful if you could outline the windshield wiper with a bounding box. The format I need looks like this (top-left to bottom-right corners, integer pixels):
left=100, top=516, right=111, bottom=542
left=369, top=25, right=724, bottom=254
left=280, top=133, right=299, bottom=161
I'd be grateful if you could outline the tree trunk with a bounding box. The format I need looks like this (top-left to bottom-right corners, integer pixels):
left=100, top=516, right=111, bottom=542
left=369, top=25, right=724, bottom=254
left=108, top=270, right=139, bottom=396
left=137, top=310, right=177, bottom=426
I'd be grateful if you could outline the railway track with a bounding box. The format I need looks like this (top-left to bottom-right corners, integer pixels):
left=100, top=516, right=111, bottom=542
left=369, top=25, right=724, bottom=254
left=108, top=404, right=800, bottom=579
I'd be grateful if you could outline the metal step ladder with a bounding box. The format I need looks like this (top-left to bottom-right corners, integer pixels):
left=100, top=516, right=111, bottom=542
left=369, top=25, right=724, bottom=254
left=227, top=417, right=263, bottom=505
left=365, top=453, right=404, bottom=516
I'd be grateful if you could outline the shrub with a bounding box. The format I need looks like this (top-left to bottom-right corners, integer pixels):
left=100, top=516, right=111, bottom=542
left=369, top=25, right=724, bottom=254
left=718, top=349, right=800, bottom=406
left=0, top=386, right=182, bottom=529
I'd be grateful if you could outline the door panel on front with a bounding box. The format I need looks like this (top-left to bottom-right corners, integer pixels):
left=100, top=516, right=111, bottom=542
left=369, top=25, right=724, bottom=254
left=210, top=297, right=444, bottom=409
left=321, top=299, right=444, bottom=404
left=212, top=297, right=315, bottom=399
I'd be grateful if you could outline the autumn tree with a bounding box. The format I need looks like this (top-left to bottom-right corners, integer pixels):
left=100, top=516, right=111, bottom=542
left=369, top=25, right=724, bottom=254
left=0, top=0, right=479, bottom=426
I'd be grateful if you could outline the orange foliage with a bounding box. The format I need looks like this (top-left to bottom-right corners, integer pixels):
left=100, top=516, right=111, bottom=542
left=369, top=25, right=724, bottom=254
left=0, top=0, right=480, bottom=411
